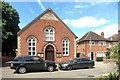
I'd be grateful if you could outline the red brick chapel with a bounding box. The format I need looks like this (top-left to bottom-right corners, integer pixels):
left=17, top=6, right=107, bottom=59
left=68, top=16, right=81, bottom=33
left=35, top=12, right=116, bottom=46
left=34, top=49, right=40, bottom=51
left=16, top=8, right=77, bottom=63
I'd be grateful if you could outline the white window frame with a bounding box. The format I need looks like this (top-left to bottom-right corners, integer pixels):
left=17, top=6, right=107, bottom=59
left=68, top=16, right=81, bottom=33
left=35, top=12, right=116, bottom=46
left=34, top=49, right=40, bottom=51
left=98, top=41, right=106, bottom=46
left=28, top=36, right=36, bottom=56
left=89, top=41, right=95, bottom=46
left=44, top=27, right=55, bottom=41
left=96, top=52, right=106, bottom=57
left=108, top=42, right=111, bottom=48
left=62, top=38, right=69, bottom=56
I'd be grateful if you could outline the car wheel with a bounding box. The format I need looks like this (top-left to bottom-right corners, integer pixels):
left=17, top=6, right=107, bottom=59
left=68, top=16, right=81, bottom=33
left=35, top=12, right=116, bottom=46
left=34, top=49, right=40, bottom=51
left=67, top=66, right=72, bottom=70
left=47, top=66, right=54, bottom=72
left=18, top=67, right=27, bottom=74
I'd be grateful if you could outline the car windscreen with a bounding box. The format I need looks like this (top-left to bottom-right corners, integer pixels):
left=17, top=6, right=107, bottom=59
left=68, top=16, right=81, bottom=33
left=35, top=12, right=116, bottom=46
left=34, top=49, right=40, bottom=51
left=68, top=59, right=76, bottom=63
left=13, top=56, right=23, bottom=61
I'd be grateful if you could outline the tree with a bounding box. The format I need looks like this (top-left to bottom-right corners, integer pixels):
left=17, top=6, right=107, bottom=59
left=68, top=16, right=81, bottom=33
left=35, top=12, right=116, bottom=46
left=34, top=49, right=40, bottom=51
left=106, top=49, right=111, bottom=59
left=111, top=44, right=120, bottom=79
left=2, top=2, right=20, bottom=56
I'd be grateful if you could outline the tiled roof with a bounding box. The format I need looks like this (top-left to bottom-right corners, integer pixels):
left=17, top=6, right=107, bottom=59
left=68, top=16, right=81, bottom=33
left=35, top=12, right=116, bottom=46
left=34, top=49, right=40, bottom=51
left=78, top=31, right=109, bottom=43
left=108, top=34, right=118, bottom=42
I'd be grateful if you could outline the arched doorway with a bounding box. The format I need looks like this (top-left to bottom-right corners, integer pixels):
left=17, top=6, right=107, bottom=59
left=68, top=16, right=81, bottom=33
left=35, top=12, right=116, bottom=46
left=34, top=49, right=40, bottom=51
left=45, top=45, right=54, bottom=61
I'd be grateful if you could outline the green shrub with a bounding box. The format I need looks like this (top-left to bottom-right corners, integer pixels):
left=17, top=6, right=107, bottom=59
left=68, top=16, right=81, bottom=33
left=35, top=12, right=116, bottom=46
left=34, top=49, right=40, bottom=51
left=96, top=57, right=103, bottom=61
left=108, top=72, right=118, bottom=80
left=97, top=72, right=119, bottom=80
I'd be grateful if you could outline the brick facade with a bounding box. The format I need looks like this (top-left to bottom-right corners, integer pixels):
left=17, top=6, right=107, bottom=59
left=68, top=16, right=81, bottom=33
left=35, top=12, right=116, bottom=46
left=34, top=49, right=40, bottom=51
left=76, top=31, right=111, bottom=61
left=17, top=8, right=77, bottom=63
left=77, top=41, right=110, bottom=61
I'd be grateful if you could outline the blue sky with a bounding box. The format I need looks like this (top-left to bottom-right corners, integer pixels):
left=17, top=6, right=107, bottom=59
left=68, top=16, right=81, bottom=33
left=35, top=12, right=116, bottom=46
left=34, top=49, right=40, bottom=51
left=5, top=0, right=118, bottom=39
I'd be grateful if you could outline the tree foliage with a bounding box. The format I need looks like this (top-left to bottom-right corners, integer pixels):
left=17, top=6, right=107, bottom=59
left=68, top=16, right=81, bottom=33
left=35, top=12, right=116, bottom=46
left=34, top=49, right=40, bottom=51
left=111, top=44, right=120, bottom=62
left=111, top=44, right=120, bottom=79
left=2, top=2, right=20, bottom=56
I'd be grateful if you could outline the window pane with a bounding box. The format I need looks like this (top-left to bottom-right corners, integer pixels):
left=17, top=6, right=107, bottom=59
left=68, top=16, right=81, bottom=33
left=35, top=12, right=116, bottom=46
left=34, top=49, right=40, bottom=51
left=46, top=29, right=49, bottom=32
left=63, top=48, right=65, bottom=51
left=28, top=37, right=36, bottom=56
left=66, top=48, right=68, bottom=50
left=46, top=33, right=49, bottom=36
left=33, top=39, right=35, bottom=41
left=32, top=47, right=35, bottom=51
left=66, top=40, right=68, bottom=43
left=29, top=47, right=31, bottom=50
left=45, top=27, right=54, bottom=41
left=46, top=37, right=49, bottom=40
left=66, top=52, right=68, bottom=54
left=29, top=43, right=31, bottom=46
left=29, top=52, right=31, bottom=55
left=63, top=52, right=65, bottom=54
left=62, top=39, right=69, bottom=56
left=66, top=44, right=68, bottom=46
left=50, top=29, right=53, bottom=32
left=29, top=39, right=31, bottom=42
left=50, top=33, right=53, bottom=36
left=33, top=43, right=35, bottom=46
left=50, top=37, right=53, bottom=40
left=33, top=52, right=35, bottom=55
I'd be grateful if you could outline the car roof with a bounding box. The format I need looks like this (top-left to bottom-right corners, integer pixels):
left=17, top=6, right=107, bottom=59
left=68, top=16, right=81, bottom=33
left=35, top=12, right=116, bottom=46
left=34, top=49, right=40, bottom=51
left=15, top=55, right=39, bottom=58
left=75, top=58, right=90, bottom=60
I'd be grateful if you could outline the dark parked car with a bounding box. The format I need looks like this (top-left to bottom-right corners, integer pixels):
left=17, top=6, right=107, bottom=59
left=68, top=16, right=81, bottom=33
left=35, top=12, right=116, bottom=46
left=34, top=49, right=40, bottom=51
left=59, top=58, right=94, bottom=70
left=10, top=56, right=57, bottom=74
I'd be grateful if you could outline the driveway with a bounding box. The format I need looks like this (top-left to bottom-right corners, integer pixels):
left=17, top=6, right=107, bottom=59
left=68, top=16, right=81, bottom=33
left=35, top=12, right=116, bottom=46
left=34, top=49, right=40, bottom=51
left=1, top=62, right=117, bottom=78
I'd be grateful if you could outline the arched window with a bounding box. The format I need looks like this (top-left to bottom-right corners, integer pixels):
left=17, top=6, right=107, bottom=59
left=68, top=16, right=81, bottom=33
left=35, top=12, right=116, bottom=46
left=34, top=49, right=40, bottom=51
left=62, top=38, right=69, bottom=56
left=28, top=36, right=36, bottom=56
left=44, top=27, right=55, bottom=41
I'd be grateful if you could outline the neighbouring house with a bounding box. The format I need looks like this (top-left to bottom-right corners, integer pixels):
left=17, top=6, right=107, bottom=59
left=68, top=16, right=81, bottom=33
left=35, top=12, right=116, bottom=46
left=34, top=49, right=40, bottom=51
left=16, top=8, right=77, bottom=63
left=108, top=34, right=119, bottom=47
left=76, top=31, right=111, bottom=61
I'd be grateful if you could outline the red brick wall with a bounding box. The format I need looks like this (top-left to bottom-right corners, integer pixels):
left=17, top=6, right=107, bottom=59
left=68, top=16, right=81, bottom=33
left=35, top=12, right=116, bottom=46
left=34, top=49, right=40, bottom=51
left=18, top=20, right=75, bottom=63
left=77, top=41, right=109, bottom=61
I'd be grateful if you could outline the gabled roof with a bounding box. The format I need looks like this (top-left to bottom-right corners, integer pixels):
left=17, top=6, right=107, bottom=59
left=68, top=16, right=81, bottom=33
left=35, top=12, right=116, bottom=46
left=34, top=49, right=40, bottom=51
left=18, top=8, right=77, bottom=38
left=108, top=34, right=118, bottom=42
left=78, top=31, right=109, bottom=43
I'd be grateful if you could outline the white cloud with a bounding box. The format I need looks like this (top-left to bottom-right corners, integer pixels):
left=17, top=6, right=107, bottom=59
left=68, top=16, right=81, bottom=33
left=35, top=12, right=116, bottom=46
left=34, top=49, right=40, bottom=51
left=37, top=0, right=45, bottom=11
left=65, top=11, right=74, bottom=14
left=91, top=3, right=96, bottom=6
left=94, top=24, right=118, bottom=38
left=78, top=11, right=83, bottom=13
left=63, top=16, right=108, bottom=28
left=55, top=7, right=58, bottom=10
left=75, top=5, right=88, bottom=8
left=53, top=2, right=57, bottom=5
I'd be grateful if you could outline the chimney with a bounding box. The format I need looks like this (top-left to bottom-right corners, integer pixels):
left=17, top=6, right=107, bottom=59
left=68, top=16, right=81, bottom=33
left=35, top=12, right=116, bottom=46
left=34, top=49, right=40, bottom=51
left=101, top=32, right=104, bottom=38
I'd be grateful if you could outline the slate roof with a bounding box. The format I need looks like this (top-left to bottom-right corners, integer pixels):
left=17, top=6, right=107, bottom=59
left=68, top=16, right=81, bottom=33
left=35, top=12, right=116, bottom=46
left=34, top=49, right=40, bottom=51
left=78, top=31, right=109, bottom=43
left=17, top=8, right=77, bottom=38
left=108, top=34, right=118, bottom=42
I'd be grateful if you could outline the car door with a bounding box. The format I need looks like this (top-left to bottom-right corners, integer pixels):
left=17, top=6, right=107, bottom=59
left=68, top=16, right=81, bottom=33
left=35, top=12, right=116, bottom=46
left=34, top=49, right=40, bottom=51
left=81, top=58, right=90, bottom=68
left=78, top=58, right=87, bottom=68
left=25, top=56, right=44, bottom=71
left=71, top=59, right=80, bottom=69
left=31, top=56, right=45, bottom=71
left=77, top=58, right=84, bottom=68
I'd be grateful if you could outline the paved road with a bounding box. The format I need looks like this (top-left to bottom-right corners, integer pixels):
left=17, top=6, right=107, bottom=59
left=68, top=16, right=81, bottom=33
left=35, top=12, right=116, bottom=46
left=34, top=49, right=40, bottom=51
left=1, top=62, right=117, bottom=78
